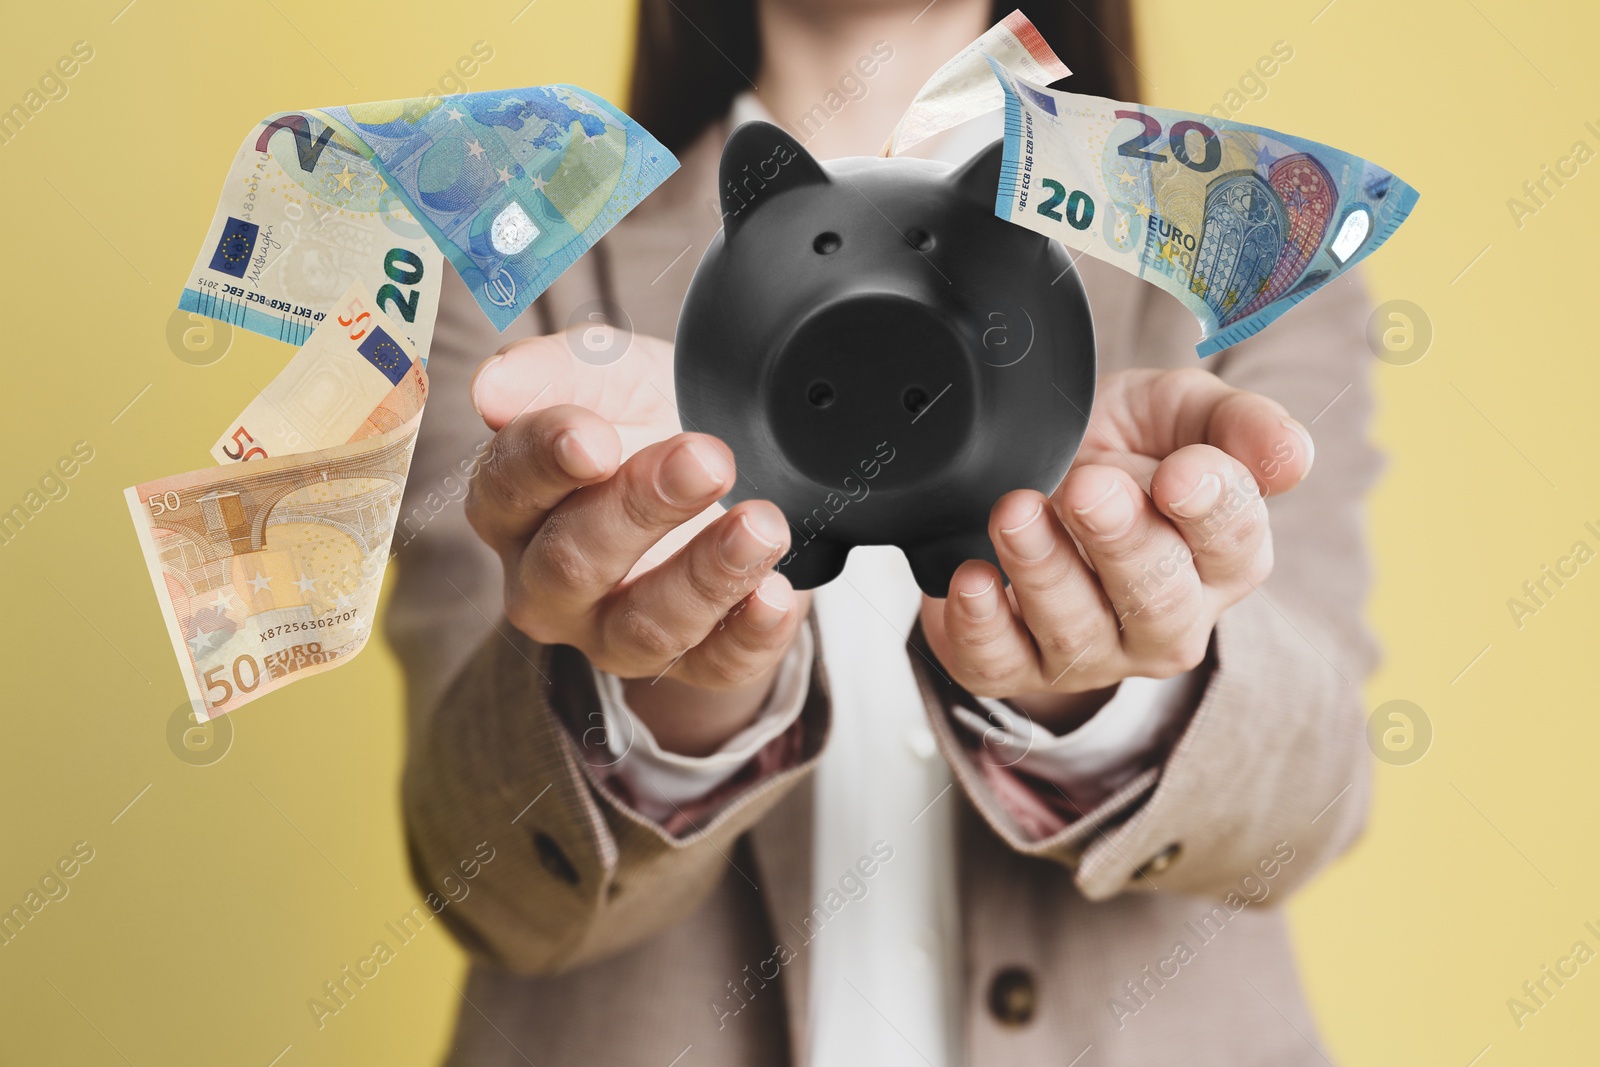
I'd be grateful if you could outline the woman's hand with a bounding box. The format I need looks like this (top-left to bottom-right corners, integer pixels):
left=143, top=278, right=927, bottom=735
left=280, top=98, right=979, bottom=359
left=466, top=328, right=810, bottom=757
left=920, top=367, right=1315, bottom=732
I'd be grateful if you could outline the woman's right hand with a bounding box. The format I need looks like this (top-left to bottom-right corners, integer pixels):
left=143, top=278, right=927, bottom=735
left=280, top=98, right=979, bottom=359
left=464, top=327, right=809, bottom=756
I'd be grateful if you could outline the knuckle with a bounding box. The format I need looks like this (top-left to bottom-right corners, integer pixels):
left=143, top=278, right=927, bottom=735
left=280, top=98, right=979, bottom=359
left=956, top=656, right=1020, bottom=693
left=1129, top=579, right=1192, bottom=624
left=1008, top=555, right=1081, bottom=604
left=1038, top=620, right=1103, bottom=663
left=616, top=473, right=669, bottom=533
left=533, top=516, right=604, bottom=592
left=478, top=450, right=539, bottom=515
left=692, top=644, right=760, bottom=691
left=1208, top=502, right=1264, bottom=557
left=686, top=552, right=748, bottom=607
left=613, top=604, right=683, bottom=662
left=949, top=620, right=1007, bottom=653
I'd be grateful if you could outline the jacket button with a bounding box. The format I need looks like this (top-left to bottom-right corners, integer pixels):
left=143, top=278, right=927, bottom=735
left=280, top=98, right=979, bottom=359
left=1135, top=842, right=1182, bottom=880
left=532, top=831, right=580, bottom=886
left=987, top=967, right=1037, bottom=1027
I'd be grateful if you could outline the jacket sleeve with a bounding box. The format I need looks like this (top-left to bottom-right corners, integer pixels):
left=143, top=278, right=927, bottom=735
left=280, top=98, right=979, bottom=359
left=387, top=267, right=831, bottom=974
left=910, top=271, right=1384, bottom=903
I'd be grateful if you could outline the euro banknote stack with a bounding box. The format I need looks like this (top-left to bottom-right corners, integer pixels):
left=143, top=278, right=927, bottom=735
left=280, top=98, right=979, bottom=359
left=129, top=86, right=677, bottom=718
left=889, top=12, right=1419, bottom=356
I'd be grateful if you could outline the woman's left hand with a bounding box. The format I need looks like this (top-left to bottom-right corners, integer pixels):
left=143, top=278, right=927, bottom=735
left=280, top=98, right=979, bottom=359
left=920, top=367, right=1316, bottom=731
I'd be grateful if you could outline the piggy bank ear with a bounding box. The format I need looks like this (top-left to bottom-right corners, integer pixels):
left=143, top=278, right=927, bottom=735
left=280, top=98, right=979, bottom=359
left=949, top=138, right=1006, bottom=207
left=719, top=121, right=829, bottom=235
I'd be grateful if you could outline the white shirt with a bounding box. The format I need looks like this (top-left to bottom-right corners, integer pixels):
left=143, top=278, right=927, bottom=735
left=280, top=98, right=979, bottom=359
left=587, top=96, right=1199, bottom=1066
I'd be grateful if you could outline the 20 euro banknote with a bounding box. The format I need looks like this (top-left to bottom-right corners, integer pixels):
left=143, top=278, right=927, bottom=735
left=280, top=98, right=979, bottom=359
left=312, top=85, right=678, bottom=332
left=178, top=111, right=446, bottom=351
left=179, top=86, right=679, bottom=349
left=988, top=59, right=1420, bottom=356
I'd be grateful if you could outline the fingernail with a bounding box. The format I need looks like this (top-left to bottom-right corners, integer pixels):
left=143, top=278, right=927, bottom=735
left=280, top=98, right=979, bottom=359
left=1169, top=472, right=1222, bottom=519
left=1281, top=417, right=1315, bottom=476
left=958, top=577, right=1000, bottom=621
left=659, top=440, right=730, bottom=505
left=721, top=512, right=784, bottom=572
left=749, top=575, right=792, bottom=630
left=1000, top=501, right=1053, bottom=562
left=470, top=355, right=505, bottom=419
left=1073, top=480, right=1135, bottom=538
left=553, top=430, right=604, bottom=480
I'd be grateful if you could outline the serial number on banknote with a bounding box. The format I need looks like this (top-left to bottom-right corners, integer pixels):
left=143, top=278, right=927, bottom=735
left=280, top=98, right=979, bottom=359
left=257, top=611, right=359, bottom=641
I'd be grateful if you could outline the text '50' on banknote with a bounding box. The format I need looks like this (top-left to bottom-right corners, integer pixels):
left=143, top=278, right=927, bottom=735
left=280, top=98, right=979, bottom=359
left=126, top=291, right=426, bottom=719
left=988, top=60, right=1419, bottom=356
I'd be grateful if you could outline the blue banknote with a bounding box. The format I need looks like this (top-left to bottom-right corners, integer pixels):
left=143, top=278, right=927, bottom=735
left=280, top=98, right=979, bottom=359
left=315, top=86, right=679, bottom=333
left=988, top=59, right=1420, bottom=356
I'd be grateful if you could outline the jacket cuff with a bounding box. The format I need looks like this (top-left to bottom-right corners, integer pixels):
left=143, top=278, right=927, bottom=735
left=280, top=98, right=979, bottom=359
left=906, top=592, right=1369, bottom=902
left=577, top=625, right=816, bottom=833
left=908, top=619, right=1194, bottom=858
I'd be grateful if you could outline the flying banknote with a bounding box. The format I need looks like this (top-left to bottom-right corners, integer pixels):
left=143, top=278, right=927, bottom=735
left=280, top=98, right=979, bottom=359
left=136, top=86, right=676, bottom=716
left=985, top=58, right=1419, bottom=355
left=178, top=85, right=678, bottom=347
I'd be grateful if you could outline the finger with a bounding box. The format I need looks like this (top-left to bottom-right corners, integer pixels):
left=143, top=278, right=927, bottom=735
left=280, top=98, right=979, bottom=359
left=516, top=433, right=734, bottom=614
left=465, top=404, right=621, bottom=554
left=672, top=575, right=806, bottom=690
left=599, top=501, right=789, bottom=668
left=1149, top=444, right=1274, bottom=589
left=1103, top=367, right=1314, bottom=496
left=930, top=559, right=1041, bottom=697
left=471, top=334, right=585, bottom=431
left=989, top=489, right=1121, bottom=684
left=1055, top=465, right=1210, bottom=674
left=471, top=332, right=677, bottom=440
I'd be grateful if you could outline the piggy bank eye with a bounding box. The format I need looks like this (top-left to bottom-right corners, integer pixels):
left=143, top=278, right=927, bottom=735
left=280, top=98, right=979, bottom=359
left=905, top=229, right=935, bottom=253
left=813, top=231, right=842, bottom=254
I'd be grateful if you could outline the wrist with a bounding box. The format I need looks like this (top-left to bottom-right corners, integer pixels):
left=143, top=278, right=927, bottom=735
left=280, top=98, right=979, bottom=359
left=620, top=658, right=787, bottom=757
left=1005, top=684, right=1121, bottom=734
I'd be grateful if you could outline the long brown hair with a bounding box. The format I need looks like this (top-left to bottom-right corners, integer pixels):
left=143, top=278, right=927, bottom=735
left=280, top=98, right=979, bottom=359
left=627, top=1, right=1138, bottom=155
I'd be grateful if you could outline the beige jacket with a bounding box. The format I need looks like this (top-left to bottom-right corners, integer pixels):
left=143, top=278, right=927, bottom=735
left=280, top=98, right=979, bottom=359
left=389, top=114, right=1383, bottom=1066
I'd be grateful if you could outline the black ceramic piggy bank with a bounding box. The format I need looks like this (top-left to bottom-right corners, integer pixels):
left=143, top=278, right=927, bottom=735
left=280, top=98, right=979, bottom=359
left=674, top=121, right=1095, bottom=597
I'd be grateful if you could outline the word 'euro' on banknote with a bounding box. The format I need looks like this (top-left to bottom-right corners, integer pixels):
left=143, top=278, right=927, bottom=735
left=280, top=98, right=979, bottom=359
left=987, top=59, right=1419, bottom=356
left=180, top=86, right=678, bottom=346
left=127, top=288, right=426, bottom=719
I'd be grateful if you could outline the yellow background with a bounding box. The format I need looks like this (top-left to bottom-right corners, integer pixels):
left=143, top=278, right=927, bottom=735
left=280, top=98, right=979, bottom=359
left=0, top=1, right=1594, bottom=1063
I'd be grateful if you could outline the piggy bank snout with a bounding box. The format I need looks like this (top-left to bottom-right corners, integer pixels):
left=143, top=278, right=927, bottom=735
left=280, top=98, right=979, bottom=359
left=766, top=293, right=978, bottom=491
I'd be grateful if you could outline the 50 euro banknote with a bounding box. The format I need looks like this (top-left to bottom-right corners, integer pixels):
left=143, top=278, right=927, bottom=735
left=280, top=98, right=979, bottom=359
left=126, top=287, right=426, bottom=719
left=986, top=59, right=1420, bottom=356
